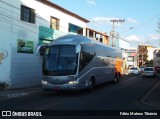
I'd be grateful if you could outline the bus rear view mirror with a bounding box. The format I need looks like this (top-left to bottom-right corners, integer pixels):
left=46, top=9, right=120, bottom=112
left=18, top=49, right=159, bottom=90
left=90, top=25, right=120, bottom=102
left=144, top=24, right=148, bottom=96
left=35, top=45, right=48, bottom=56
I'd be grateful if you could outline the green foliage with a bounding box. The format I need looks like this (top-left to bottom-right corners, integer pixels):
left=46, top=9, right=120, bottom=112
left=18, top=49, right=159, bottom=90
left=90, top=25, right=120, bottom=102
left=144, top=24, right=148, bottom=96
left=145, top=59, right=153, bottom=67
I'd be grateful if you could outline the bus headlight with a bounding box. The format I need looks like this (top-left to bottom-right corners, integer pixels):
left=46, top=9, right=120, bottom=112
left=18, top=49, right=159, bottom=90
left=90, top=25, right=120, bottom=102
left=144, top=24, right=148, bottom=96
left=42, top=80, right=47, bottom=84
left=68, top=81, right=78, bottom=84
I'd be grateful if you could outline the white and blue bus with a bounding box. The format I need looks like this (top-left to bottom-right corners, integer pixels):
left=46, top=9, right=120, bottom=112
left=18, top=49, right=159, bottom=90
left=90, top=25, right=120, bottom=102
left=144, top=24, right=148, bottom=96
left=36, top=35, right=123, bottom=91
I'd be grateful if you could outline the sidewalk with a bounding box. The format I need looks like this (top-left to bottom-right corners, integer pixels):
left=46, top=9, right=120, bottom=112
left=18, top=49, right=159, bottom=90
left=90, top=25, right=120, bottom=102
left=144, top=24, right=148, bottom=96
left=141, top=74, right=160, bottom=109
left=0, top=86, right=42, bottom=99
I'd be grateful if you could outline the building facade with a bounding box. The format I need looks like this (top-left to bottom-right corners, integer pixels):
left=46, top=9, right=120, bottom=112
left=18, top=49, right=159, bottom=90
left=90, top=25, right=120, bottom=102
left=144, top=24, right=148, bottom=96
left=78, top=27, right=109, bottom=45
left=0, top=0, right=89, bottom=88
left=147, top=48, right=160, bottom=61
left=125, top=48, right=137, bottom=68
left=153, top=49, right=160, bottom=67
left=137, top=45, right=155, bottom=67
left=108, top=37, right=130, bottom=50
left=109, top=37, right=130, bottom=70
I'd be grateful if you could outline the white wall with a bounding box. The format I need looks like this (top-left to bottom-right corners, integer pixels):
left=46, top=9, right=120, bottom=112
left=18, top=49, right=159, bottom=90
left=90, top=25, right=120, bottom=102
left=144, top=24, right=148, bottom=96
left=21, top=0, right=86, bottom=33
left=147, top=48, right=160, bottom=61
left=0, top=0, right=87, bottom=88
left=0, top=29, right=12, bottom=85
left=0, top=0, right=42, bottom=88
left=153, top=52, right=159, bottom=67
left=0, top=0, right=12, bottom=85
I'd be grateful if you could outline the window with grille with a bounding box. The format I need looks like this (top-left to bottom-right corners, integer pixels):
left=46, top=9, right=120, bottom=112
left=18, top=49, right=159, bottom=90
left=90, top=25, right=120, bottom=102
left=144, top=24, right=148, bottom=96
left=21, top=5, right=35, bottom=24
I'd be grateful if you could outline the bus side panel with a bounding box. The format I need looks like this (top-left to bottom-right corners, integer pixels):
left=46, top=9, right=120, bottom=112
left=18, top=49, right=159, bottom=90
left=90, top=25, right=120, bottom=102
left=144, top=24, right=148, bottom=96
left=77, top=61, right=96, bottom=89
left=78, top=56, right=115, bottom=86
left=77, top=56, right=100, bottom=86
left=91, top=56, right=114, bottom=85
left=92, top=56, right=107, bottom=84
left=115, top=57, right=123, bottom=76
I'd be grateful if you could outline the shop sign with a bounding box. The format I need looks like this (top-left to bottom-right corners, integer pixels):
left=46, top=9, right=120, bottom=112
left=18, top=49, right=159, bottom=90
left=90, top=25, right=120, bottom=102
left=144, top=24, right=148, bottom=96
left=17, top=39, right=34, bottom=54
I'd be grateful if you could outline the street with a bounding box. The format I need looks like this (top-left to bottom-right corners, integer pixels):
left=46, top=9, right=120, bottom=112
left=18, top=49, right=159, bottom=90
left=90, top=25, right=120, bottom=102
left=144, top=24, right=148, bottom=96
left=0, top=75, right=158, bottom=112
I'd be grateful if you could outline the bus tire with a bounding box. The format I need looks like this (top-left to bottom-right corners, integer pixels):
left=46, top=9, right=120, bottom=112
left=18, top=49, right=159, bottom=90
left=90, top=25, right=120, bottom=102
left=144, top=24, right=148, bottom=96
left=88, top=78, right=95, bottom=91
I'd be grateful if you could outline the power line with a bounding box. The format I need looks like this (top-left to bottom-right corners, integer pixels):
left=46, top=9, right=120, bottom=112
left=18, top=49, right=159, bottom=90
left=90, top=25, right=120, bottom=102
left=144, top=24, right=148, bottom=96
left=77, top=0, right=160, bottom=38
left=120, top=11, right=160, bottom=37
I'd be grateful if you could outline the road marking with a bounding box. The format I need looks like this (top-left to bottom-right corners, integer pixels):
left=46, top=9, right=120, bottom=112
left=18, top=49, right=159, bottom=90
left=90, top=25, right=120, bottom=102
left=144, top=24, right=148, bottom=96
left=6, top=93, right=28, bottom=98
left=121, top=76, right=137, bottom=83
left=141, top=80, right=160, bottom=102
left=0, top=90, right=43, bottom=100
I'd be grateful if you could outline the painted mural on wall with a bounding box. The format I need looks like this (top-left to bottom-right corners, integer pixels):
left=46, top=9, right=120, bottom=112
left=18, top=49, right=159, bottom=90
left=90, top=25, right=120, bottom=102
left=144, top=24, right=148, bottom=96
left=0, top=49, right=8, bottom=64
left=17, top=39, right=34, bottom=54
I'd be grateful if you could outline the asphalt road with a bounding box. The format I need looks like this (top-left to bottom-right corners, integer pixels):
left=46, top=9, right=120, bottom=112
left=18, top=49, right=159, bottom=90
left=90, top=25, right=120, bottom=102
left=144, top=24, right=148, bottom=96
left=0, top=74, right=158, bottom=112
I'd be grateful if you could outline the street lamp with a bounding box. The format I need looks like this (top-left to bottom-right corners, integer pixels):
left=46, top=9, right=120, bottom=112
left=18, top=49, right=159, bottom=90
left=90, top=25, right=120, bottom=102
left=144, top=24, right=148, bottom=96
left=129, top=27, right=134, bottom=30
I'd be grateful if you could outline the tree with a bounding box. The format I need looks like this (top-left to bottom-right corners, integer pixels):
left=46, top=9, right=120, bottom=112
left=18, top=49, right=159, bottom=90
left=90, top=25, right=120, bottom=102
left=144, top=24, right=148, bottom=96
left=145, top=59, right=153, bottom=67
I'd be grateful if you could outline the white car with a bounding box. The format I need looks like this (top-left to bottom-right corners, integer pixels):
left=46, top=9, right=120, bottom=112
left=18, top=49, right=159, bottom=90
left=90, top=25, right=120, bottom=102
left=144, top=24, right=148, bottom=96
left=142, top=67, right=156, bottom=77
left=128, top=67, right=140, bottom=75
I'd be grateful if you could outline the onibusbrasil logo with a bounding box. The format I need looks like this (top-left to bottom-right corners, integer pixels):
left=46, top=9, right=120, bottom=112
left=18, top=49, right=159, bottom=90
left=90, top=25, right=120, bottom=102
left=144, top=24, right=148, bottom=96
left=1, top=111, right=42, bottom=117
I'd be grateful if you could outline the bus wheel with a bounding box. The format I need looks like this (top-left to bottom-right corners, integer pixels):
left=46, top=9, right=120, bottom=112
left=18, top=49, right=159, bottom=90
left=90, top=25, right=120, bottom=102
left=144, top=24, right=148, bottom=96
left=114, top=73, right=119, bottom=83
left=88, top=78, right=95, bottom=91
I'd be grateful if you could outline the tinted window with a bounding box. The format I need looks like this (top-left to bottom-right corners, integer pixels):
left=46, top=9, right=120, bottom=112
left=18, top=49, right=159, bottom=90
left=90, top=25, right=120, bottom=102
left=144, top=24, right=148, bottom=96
left=130, top=68, right=138, bottom=70
left=140, top=66, right=145, bottom=68
left=144, top=68, right=153, bottom=71
left=79, top=44, right=95, bottom=71
left=43, top=45, right=78, bottom=76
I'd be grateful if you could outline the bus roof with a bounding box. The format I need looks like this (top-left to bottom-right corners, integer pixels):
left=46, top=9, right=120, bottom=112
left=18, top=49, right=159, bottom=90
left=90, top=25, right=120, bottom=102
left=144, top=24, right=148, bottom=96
left=50, top=35, right=119, bottom=49
left=47, top=35, right=122, bottom=58
left=50, top=35, right=91, bottom=45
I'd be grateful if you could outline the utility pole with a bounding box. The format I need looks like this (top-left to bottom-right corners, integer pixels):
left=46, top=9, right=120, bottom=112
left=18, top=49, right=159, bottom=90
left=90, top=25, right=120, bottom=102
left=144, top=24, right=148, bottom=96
left=110, top=19, right=125, bottom=47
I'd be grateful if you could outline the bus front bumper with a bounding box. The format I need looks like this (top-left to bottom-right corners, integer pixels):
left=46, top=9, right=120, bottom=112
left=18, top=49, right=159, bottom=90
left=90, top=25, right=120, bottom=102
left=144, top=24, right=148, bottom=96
left=41, top=80, right=85, bottom=91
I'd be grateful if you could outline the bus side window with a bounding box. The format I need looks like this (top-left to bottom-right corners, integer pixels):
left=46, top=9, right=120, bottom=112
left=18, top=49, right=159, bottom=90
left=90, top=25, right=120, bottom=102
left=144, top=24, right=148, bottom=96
left=79, top=44, right=94, bottom=72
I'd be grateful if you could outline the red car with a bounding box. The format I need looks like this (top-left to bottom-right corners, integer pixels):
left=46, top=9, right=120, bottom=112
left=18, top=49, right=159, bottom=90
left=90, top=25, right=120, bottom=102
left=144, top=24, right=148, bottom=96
left=154, top=66, right=160, bottom=73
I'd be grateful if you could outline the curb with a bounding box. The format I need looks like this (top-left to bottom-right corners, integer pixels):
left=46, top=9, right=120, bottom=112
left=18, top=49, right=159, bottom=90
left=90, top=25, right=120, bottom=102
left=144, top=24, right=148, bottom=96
left=0, top=92, right=31, bottom=100
left=0, top=86, right=43, bottom=100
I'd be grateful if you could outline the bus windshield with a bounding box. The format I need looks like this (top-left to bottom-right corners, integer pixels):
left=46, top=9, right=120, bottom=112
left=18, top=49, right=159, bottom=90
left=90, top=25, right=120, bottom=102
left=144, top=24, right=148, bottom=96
left=43, top=45, right=78, bottom=76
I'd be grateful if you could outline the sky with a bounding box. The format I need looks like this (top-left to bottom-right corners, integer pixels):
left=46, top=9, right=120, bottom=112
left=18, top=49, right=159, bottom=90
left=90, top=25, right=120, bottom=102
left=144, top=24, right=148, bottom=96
left=50, top=0, right=160, bottom=48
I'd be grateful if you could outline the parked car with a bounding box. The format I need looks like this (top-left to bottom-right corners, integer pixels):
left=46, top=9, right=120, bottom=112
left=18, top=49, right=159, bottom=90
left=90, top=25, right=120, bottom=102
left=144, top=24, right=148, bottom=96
left=142, top=67, right=156, bottom=77
left=139, top=66, right=145, bottom=73
left=128, top=67, right=140, bottom=75
left=154, top=66, right=160, bottom=73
